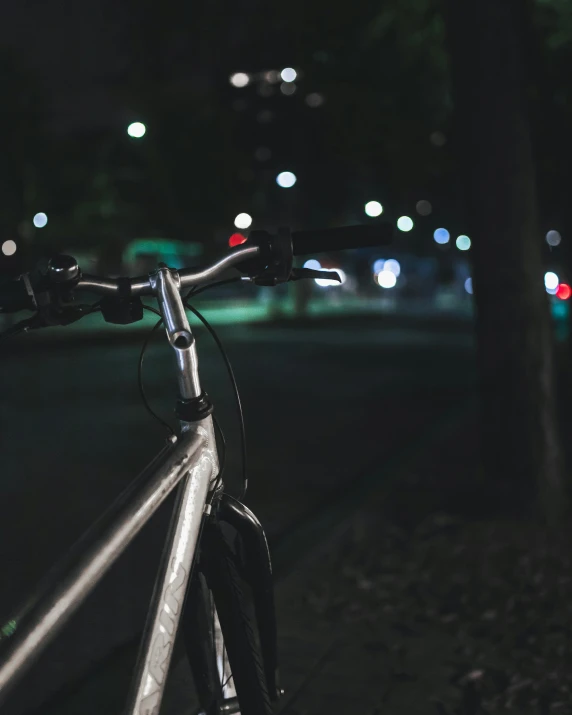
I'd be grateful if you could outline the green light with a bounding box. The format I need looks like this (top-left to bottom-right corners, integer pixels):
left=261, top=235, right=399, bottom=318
left=456, top=235, right=471, bottom=251
left=123, top=238, right=203, bottom=264
left=552, top=301, right=569, bottom=320
left=1, top=619, right=17, bottom=638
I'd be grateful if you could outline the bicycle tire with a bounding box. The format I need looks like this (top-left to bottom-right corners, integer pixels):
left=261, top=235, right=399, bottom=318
left=185, top=518, right=273, bottom=715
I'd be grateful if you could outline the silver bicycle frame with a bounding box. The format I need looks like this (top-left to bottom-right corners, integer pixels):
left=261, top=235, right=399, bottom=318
left=0, top=266, right=221, bottom=714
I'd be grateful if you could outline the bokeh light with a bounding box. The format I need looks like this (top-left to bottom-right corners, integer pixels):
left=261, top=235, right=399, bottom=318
left=545, top=271, right=559, bottom=291
left=365, top=201, right=383, bottom=217
left=397, top=216, right=414, bottom=232
left=127, top=122, right=146, bottom=138
left=33, top=212, right=48, bottom=228
left=280, top=68, right=297, bottom=83
left=384, top=259, right=401, bottom=277
left=464, top=277, right=473, bottom=295
left=305, top=93, right=324, bottom=108
left=280, top=83, right=297, bottom=96
left=434, top=228, right=450, bottom=244
left=557, top=283, right=571, bottom=300
left=416, top=200, right=432, bottom=216
left=546, top=230, right=562, bottom=247
left=276, top=171, right=297, bottom=188
left=229, top=233, right=247, bottom=248
left=430, top=131, right=447, bottom=147
left=1, top=240, right=17, bottom=256
left=230, top=73, right=250, bottom=88
left=456, top=235, right=471, bottom=251
left=372, top=259, right=385, bottom=274
left=377, top=270, right=397, bottom=288
left=303, top=259, right=321, bottom=271
left=264, top=70, right=281, bottom=84
left=234, top=213, right=252, bottom=229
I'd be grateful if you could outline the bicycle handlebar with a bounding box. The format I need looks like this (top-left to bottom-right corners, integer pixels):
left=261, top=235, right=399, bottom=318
left=0, top=223, right=393, bottom=318
left=77, top=244, right=261, bottom=297
left=291, top=224, right=393, bottom=256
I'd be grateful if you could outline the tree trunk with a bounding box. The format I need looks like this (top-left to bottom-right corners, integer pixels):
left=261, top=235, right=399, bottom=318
left=445, top=0, right=567, bottom=521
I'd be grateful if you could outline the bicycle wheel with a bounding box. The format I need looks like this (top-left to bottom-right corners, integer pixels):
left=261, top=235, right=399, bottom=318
left=183, top=517, right=273, bottom=715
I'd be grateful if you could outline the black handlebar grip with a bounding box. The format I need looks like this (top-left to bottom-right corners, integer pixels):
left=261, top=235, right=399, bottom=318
left=291, top=224, right=394, bottom=256
left=0, top=277, right=35, bottom=314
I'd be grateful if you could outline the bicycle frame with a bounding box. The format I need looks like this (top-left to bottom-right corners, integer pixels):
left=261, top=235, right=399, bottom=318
left=0, top=266, right=221, bottom=714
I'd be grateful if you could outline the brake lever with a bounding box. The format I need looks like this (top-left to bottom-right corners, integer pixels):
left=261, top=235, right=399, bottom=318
left=289, top=267, right=341, bottom=283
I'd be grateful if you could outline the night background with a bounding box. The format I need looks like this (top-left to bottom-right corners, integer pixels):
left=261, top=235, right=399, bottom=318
left=2, top=0, right=572, bottom=713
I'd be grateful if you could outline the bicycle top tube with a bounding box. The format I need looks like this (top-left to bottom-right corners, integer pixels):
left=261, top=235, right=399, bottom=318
left=76, top=244, right=261, bottom=297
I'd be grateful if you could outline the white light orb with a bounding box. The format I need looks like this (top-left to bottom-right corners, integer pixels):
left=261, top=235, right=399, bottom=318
left=276, top=171, right=297, bottom=188
left=397, top=216, right=414, bottom=232
left=365, top=201, right=383, bottom=217
left=127, top=122, right=146, bottom=138
left=230, top=73, right=250, bottom=88
left=377, top=270, right=397, bottom=288
left=280, top=68, right=297, bottom=83
left=33, top=212, right=48, bottom=228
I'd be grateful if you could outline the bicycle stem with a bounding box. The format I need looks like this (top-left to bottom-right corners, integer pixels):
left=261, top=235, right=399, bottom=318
left=151, top=265, right=202, bottom=400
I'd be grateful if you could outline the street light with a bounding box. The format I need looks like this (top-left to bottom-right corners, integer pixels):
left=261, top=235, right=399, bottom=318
left=433, top=228, right=450, bottom=244
left=127, top=122, right=146, bottom=138
left=281, top=68, right=297, bottom=83
left=276, top=171, right=297, bottom=188
left=545, top=271, right=559, bottom=293
left=230, top=73, right=250, bottom=88
left=234, top=213, right=252, bottom=229
left=365, top=201, right=383, bottom=217
left=33, top=212, right=48, bottom=228
left=397, top=216, right=414, bottom=232
left=1, top=240, right=17, bottom=256
left=456, top=235, right=471, bottom=251
left=377, top=270, right=397, bottom=288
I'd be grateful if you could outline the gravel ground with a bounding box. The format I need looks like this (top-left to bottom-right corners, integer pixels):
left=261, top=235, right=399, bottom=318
left=278, top=416, right=572, bottom=715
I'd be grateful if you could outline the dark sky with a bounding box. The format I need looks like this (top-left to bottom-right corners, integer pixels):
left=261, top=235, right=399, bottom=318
left=0, top=0, right=126, bottom=131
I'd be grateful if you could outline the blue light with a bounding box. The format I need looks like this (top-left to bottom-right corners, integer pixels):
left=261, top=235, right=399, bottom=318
left=464, top=277, right=473, bottom=295
left=303, top=259, right=321, bottom=270
left=33, top=212, right=48, bottom=228
left=276, top=171, right=297, bottom=188
left=384, top=259, right=401, bottom=277
left=433, top=228, right=450, bottom=244
left=373, top=259, right=385, bottom=274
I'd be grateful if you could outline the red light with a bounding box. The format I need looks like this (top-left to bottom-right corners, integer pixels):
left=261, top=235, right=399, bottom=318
left=229, top=233, right=247, bottom=248
left=557, top=283, right=571, bottom=300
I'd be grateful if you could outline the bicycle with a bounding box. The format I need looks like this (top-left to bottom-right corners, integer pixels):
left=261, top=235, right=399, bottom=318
left=0, top=224, right=392, bottom=715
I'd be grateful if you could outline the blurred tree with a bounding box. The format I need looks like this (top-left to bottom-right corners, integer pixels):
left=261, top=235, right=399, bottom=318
left=446, top=0, right=567, bottom=521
